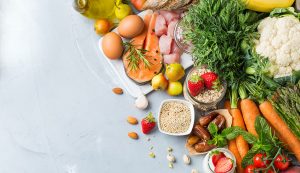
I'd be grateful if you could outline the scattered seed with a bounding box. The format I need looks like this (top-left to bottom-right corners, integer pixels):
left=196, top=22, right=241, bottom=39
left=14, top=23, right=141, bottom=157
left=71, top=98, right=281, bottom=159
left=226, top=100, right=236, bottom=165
left=168, top=162, right=173, bottom=169
left=112, top=87, right=123, bottom=95
left=147, top=137, right=151, bottom=141
left=149, top=152, right=155, bottom=158
left=150, top=146, right=153, bottom=150
left=167, top=147, right=173, bottom=152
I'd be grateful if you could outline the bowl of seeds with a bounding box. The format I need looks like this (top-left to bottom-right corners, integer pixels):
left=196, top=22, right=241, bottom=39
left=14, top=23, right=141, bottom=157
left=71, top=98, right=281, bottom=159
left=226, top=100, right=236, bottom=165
left=158, top=99, right=195, bottom=136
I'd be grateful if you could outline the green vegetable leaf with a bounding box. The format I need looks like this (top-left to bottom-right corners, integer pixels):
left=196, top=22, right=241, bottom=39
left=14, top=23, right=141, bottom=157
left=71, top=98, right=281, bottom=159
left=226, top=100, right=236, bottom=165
left=241, top=144, right=261, bottom=168
left=239, top=131, right=257, bottom=144
left=208, top=123, right=218, bottom=135
left=255, top=116, right=274, bottom=144
left=270, top=7, right=300, bottom=19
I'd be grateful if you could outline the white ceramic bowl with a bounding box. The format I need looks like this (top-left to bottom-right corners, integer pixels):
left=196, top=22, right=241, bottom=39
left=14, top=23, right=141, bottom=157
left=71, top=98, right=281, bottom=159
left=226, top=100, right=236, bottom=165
left=158, top=99, right=195, bottom=136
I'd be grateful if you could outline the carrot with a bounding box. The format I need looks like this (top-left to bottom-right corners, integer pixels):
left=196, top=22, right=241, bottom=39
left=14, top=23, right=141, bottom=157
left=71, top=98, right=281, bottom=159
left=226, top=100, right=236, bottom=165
left=240, top=99, right=260, bottom=136
left=224, top=100, right=231, bottom=112
left=228, top=139, right=244, bottom=173
left=226, top=99, right=249, bottom=158
left=230, top=108, right=249, bottom=158
left=259, top=101, right=300, bottom=161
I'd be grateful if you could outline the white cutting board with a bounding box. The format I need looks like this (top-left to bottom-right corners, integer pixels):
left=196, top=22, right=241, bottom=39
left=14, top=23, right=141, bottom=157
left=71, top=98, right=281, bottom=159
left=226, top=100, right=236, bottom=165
left=98, top=10, right=193, bottom=98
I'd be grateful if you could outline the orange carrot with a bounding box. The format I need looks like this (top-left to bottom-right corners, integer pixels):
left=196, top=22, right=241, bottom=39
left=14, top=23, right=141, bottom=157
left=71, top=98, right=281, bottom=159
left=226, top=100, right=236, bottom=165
left=228, top=139, right=244, bottom=173
left=259, top=101, right=300, bottom=161
left=230, top=108, right=249, bottom=158
left=224, top=100, right=231, bottom=112
left=240, top=99, right=260, bottom=136
left=226, top=100, right=249, bottom=158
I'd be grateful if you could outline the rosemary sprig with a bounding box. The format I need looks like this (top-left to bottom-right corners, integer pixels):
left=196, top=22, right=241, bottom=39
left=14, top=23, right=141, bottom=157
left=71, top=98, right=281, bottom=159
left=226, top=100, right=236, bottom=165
left=123, top=41, right=151, bottom=71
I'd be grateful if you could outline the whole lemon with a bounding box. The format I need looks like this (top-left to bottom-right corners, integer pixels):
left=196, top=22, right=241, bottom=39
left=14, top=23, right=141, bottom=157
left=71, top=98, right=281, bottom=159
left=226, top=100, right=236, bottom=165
left=115, top=3, right=132, bottom=20
left=167, top=81, right=183, bottom=96
left=165, top=63, right=185, bottom=81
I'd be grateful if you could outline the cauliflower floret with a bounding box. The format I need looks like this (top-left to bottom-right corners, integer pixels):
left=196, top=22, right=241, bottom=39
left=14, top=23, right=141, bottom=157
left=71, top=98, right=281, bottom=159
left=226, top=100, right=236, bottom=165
left=255, top=15, right=300, bottom=78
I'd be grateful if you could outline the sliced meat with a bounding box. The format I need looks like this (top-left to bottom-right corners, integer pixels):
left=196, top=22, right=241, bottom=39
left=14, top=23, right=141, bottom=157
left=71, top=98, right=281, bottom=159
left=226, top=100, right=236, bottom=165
left=159, top=10, right=180, bottom=24
left=163, top=53, right=181, bottom=64
left=167, top=19, right=178, bottom=38
left=171, top=40, right=182, bottom=54
left=155, top=15, right=167, bottom=36
left=159, top=35, right=172, bottom=55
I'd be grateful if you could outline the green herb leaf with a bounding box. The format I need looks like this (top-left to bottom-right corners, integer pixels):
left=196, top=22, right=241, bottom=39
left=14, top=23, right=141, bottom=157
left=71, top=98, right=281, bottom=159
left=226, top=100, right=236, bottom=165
left=208, top=123, right=218, bottom=135
left=241, top=144, right=261, bottom=168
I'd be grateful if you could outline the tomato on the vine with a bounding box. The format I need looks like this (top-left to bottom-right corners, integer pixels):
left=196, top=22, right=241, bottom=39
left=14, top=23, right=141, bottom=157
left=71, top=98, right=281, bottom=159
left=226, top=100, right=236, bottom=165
left=244, top=164, right=256, bottom=173
left=262, top=168, right=275, bottom=173
left=253, top=153, right=269, bottom=168
left=274, top=154, right=290, bottom=170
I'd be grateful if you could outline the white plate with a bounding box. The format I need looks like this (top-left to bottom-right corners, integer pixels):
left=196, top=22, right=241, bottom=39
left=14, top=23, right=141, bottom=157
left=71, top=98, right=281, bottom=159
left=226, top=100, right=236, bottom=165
left=98, top=10, right=193, bottom=98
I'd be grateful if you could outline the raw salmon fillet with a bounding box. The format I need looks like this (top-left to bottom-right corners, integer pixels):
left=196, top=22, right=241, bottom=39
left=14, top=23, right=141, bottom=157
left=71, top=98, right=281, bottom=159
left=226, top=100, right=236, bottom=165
left=123, top=12, right=163, bottom=84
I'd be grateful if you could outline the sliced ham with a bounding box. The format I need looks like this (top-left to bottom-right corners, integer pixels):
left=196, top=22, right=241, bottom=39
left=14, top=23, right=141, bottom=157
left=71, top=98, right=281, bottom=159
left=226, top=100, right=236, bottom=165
left=171, top=40, right=182, bottom=54
left=167, top=19, right=178, bottom=38
left=163, top=53, right=181, bottom=64
left=159, top=10, right=180, bottom=24
left=155, top=15, right=167, bottom=36
left=159, top=35, right=172, bottom=55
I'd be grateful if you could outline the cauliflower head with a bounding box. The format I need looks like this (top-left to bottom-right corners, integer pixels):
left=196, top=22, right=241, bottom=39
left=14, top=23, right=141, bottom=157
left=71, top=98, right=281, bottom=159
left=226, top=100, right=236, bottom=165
left=256, top=15, right=300, bottom=78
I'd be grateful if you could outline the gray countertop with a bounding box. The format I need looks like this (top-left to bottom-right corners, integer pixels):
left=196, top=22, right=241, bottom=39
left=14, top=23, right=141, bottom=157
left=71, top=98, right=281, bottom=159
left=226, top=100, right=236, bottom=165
left=0, top=0, right=207, bottom=172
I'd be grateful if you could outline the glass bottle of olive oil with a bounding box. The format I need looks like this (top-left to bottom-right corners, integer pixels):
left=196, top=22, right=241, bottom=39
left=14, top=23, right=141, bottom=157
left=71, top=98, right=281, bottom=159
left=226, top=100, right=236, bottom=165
left=73, top=0, right=116, bottom=19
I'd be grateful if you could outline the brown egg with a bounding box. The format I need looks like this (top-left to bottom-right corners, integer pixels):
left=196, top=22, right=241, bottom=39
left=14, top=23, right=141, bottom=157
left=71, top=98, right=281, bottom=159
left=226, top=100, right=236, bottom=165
left=102, top=32, right=124, bottom=60
left=118, top=15, right=144, bottom=39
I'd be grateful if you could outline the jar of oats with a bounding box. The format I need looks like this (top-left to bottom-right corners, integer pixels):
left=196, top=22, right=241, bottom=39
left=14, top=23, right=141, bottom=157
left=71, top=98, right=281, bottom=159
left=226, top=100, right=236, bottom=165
left=183, top=66, right=227, bottom=111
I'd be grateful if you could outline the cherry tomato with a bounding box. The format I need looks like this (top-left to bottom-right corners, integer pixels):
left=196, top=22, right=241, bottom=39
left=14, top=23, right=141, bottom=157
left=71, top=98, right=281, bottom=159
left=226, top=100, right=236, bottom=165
left=262, top=168, right=275, bottom=173
left=274, top=154, right=290, bottom=170
left=253, top=153, right=269, bottom=168
left=94, top=19, right=111, bottom=35
left=244, top=164, right=256, bottom=173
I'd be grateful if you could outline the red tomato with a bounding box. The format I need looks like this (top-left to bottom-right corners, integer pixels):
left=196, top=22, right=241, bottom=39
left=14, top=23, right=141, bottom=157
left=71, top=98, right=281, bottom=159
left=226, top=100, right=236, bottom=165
left=244, top=164, right=256, bottom=173
left=274, top=154, right=290, bottom=170
left=262, top=168, right=275, bottom=173
left=253, top=153, right=269, bottom=168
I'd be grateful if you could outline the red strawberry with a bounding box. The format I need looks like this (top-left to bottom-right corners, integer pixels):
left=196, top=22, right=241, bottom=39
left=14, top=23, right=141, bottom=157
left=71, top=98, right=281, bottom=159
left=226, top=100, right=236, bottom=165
left=141, top=112, right=156, bottom=134
left=211, top=150, right=226, bottom=166
left=214, top=157, right=233, bottom=173
left=188, top=74, right=204, bottom=96
left=201, top=72, right=221, bottom=90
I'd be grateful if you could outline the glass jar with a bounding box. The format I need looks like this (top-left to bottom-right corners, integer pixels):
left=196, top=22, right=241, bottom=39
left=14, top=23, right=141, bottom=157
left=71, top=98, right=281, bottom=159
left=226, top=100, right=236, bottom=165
left=174, top=18, right=194, bottom=54
left=183, top=66, right=227, bottom=111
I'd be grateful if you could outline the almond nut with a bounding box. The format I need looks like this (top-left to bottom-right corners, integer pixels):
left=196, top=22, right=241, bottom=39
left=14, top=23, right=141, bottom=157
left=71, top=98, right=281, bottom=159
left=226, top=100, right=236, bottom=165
left=128, top=132, right=138, bottom=139
left=112, top=87, right=123, bottom=95
left=127, top=116, right=138, bottom=125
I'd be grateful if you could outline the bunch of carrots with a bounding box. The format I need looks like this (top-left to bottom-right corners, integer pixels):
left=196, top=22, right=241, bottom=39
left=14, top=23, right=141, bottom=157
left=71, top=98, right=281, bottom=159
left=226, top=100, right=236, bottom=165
left=224, top=82, right=300, bottom=173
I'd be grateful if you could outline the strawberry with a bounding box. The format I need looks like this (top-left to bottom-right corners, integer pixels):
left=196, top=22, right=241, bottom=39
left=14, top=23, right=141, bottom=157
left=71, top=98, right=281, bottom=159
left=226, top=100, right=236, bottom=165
left=201, top=72, right=221, bottom=90
left=188, top=74, right=204, bottom=96
left=211, top=150, right=226, bottom=166
left=214, top=157, right=233, bottom=173
left=141, top=112, right=156, bottom=134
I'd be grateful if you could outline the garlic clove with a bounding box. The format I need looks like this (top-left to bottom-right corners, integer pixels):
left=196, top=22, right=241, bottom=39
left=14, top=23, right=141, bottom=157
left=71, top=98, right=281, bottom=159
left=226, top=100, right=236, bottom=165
left=135, top=95, right=148, bottom=109
left=191, top=169, right=198, bottom=173
left=167, top=154, right=176, bottom=163
left=183, top=154, right=191, bottom=165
